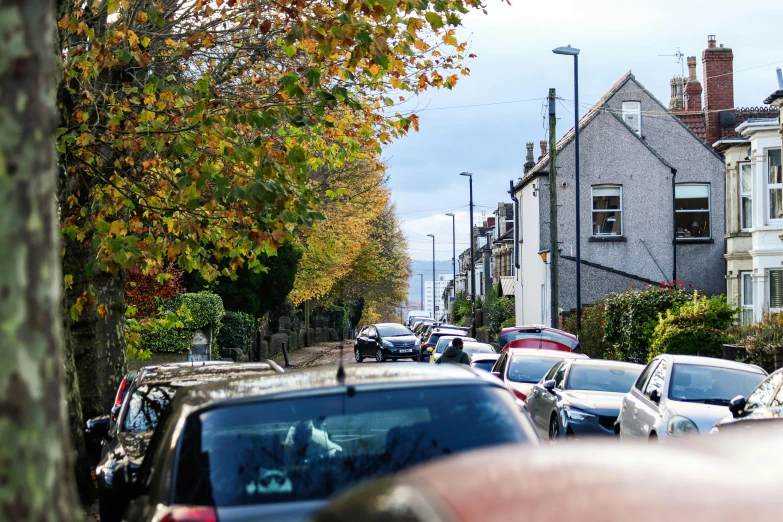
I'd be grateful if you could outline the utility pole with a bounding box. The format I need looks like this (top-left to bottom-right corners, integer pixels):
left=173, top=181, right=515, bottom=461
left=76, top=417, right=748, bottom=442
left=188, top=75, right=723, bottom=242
left=461, top=172, right=476, bottom=337
left=548, top=88, right=560, bottom=329
left=419, top=273, right=423, bottom=311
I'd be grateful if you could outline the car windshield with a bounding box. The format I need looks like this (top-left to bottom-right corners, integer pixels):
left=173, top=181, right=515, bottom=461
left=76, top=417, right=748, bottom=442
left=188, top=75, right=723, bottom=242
left=462, top=343, right=495, bottom=355
left=435, top=337, right=477, bottom=353
left=122, top=384, right=176, bottom=433
left=508, top=356, right=563, bottom=383
left=565, top=365, right=642, bottom=393
left=377, top=325, right=412, bottom=337
left=472, top=360, right=497, bottom=372
left=172, top=385, right=530, bottom=507
left=498, top=329, right=579, bottom=350
left=668, top=364, right=765, bottom=404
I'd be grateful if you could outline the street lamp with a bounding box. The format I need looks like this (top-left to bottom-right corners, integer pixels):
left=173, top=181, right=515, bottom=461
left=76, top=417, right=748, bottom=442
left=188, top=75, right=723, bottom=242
left=445, top=213, right=456, bottom=308
left=460, top=171, right=476, bottom=337
left=553, top=44, right=582, bottom=332
left=419, top=273, right=423, bottom=310
left=427, top=234, right=436, bottom=320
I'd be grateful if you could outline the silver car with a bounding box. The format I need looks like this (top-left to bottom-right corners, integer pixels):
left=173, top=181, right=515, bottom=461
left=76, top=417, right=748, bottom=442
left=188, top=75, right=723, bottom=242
left=617, top=354, right=766, bottom=441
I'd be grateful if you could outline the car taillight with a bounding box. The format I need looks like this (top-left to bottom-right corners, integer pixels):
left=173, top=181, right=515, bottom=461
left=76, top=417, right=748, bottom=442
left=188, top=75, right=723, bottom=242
left=159, top=506, right=217, bottom=522
left=113, top=377, right=128, bottom=406
left=512, top=388, right=528, bottom=401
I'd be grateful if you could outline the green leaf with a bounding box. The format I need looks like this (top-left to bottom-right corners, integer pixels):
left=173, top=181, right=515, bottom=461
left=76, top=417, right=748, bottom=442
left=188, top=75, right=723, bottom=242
left=287, top=145, right=306, bottom=163
left=377, top=0, right=396, bottom=14
left=425, top=12, right=444, bottom=29
left=304, top=68, right=321, bottom=87
left=107, top=0, right=120, bottom=15
left=140, top=36, right=151, bottom=48
left=282, top=44, right=297, bottom=58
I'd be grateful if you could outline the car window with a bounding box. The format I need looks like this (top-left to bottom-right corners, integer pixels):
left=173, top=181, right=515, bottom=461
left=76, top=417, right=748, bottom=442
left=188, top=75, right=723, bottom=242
left=172, top=385, right=532, bottom=508
left=771, top=381, right=783, bottom=408
left=553, top=364, right=567, bottom=389
left=565, top=365, right=643, bottom=393
left=122, top=384, right=177, bottom=433
left=472, top=360, right=497, bottom=372
left=543, top=361, right=562, bottom=382
left=494, top=353, right=508, bottom=375
left=368, top=326, right=377, bottom=338
left=508, top=357, right=562, bottom=384
left=746, top=372, right=783, bottom=410
left=668, top=364, right=765, bottom=404
left=643, top=359, right=668, bottom=398
left=359, top=327, right=368, bottom=337
left=634, top=361, right=657, bottom=392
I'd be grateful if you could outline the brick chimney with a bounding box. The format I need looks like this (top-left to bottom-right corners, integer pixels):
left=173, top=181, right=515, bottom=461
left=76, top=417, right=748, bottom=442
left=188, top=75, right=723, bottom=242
left=538, top=140, right=547, bottom=162
left=524, top=142, right=535, bottom=173
left=703, top=34, right=734, bottom=146
left=684, top=56, right=702, bottom=112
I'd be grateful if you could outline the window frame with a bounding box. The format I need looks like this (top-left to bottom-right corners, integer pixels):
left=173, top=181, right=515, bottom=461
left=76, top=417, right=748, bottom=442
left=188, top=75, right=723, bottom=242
left=768, top=269, right=783, bottom=312
left=766, top=148, right=782, bottom=224
left=622, top=101, right=642, bottom=136
left=591, top=185, right=623, bottom=237
left=740, top=162, right=752, bottom=231
left=675, top=183, right=711, bottom=240
left=740, top=271, right=753, bottom=325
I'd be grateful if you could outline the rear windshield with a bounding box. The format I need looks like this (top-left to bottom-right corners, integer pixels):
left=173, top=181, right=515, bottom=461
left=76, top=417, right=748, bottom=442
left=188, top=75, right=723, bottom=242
left=173, top=385, right=530, bottom=507
left=122, top=385, right=176, bottom=433
left=435, top=337, right=477, bottom=353
left=472, top=360, right=497, bottom=372
left=428, top=331, right=466, bottom=346
left=566, top=365, right=642, bottom=393
left=498, top=329, right=579, bottom=351
left=377, top=325, right=412, bottom=337
left=508, top=356, right=564, bottom=383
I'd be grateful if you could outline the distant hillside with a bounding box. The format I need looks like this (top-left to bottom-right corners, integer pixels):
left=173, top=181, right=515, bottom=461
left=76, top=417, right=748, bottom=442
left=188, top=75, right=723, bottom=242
left=408, top=259, right=454, bottom=306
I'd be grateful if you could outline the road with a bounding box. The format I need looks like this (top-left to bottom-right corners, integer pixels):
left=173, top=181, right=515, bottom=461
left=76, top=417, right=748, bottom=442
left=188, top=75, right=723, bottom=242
left=273, top=340, right=423, bottom=369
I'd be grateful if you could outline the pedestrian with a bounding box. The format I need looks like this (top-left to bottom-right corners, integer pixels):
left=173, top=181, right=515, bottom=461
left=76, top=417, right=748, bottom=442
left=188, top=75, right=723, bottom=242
left=436, top=337, right=470, bottom=365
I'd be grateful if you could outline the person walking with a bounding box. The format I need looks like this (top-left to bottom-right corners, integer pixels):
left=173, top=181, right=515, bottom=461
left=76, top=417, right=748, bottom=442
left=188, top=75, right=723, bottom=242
left=436, top=337, right=470, bottom=365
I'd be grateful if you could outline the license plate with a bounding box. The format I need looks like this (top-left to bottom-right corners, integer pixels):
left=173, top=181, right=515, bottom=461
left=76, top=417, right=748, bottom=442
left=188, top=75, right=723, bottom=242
left=400, top=349, right=413, bottom=353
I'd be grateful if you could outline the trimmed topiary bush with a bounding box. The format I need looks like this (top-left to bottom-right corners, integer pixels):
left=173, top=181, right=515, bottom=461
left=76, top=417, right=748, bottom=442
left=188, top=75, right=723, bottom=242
left=218, top=311, right=256, bottom=354
left=647, top=293, right=736, bottom=361
left=143, top=292, right=225, bottom=357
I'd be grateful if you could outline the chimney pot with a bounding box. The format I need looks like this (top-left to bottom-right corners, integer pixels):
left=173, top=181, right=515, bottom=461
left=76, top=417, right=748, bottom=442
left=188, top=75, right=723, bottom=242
left=539, top=140, right=547, bottom=161
left=708, top=35, right=716, bottom=48
left=687, top=56, right=697, bottom=81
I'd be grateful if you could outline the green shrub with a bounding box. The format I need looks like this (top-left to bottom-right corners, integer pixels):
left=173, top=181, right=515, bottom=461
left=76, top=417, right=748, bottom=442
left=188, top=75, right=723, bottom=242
left=218, top=311, right=256, bottom=353
left=648, top=293, right=736, bottom=361
left=485, top=292, right=515, bottom=334
left=603, top=283, right=692, bottom=363
left=564, top=301, right=608, bottom=360
left=144, top=292, right=226, bottom=356
left=726, top=313, right=783, bottom=373
left=501, top=317, right=516, bottom=329
left=451, top=290, right=470, bottom=325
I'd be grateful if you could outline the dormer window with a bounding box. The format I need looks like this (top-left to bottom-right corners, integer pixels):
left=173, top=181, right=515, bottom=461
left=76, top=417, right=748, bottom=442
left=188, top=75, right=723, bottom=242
left=622, top=101, right=641, bottom=136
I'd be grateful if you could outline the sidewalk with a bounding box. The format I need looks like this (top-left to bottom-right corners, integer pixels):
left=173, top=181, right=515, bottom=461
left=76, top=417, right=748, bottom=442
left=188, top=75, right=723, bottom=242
left=271, top=340, right=354, bottom=369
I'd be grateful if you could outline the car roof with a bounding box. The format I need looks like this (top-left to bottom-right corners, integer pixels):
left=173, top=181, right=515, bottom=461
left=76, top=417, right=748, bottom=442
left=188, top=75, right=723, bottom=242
left=461, top=342, right=494, bottom=349
left=662, top=354, right=766, bottom=373
left=499, top=324, right=579, bottom=341
left=471, top=353, right=501, bottom=361
left=172, top=364, right=500, bottom=413
left=507, top=348, right=588, bottom=359
left=135, top=362, right=282, bottom=385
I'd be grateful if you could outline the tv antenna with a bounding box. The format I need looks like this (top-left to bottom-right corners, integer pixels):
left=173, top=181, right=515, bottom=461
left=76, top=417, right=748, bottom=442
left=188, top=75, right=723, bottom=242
left=658, top=47, right=685, bottom=79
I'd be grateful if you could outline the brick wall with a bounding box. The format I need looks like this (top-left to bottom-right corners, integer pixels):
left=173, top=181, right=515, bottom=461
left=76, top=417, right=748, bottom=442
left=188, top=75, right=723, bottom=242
left=703, top=43, right=734, bottom=146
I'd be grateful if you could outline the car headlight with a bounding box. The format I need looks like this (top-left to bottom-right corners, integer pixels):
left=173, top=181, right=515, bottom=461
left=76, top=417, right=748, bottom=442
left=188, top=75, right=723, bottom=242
left=564, top=406, right=595, bottom=421
left=381, top=340, right=394, bottom=349
left=667, top=415, right=699, bottom=437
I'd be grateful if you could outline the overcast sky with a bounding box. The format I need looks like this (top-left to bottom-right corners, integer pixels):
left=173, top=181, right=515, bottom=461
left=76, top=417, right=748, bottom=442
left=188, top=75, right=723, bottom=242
left=390, top=0, right=783, bottom=268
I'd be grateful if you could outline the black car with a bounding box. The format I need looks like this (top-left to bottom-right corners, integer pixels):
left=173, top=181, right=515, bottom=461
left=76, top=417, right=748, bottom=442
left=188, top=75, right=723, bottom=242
left=123, top=364, right=539, bottom=522
left=354, top=323, right=419, bottom=362
left=85, top=361, right=283, bottom=522
left=711, top=367, right=783, bottom=435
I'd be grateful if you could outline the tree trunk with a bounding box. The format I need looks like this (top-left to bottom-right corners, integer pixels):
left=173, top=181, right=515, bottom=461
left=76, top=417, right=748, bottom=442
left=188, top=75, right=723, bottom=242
left=0, top=0, right=80, bottom=519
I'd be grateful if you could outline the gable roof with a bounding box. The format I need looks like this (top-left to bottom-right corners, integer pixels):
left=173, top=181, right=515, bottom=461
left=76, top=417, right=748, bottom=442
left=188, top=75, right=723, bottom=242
left=515, top=71, right=679, bottom=191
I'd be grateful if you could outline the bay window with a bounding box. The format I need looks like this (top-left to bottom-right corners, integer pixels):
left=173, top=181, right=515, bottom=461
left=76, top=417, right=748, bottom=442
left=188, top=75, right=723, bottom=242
left=768, top=149, right=782, bottom=222
left=740, top=163, right=752, bottom=230
left=675, top=184, right=710, bottom=239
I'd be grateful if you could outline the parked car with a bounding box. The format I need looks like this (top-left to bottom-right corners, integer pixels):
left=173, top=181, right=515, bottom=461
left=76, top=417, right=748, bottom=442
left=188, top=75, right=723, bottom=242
left=497, top=325, right=580, bottom=352
left=313, top=430, right=783, bottom=522
left=406, top=310, right=430, bottom=327
left=412, top=319, right=435, bottom=338
left=418, top=322, right=448, bottom=341
left=491, top=348, right=588, bottom=401
left=470, top=353, right=501, bottom=373
left=123, top=364, right=539, bottom=522
left=354, top=323, right=418, bottom=362
left=710, top=367, right=783, bottom=435
left=617, top=355, right=766, bottom=441
left=524, top=359, right=643, bottom=441
left=418, top=326, right=470, bottom=361
left=86, top=361, right=283, bottom=522
left=430, top=339, right=492, bottom=364
left=86, top=369, right=138, bottom=467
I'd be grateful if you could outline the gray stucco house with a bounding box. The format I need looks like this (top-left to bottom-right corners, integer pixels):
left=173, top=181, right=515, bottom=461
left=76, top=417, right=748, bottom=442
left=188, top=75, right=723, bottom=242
left=512, top=72, right=725, bottom=327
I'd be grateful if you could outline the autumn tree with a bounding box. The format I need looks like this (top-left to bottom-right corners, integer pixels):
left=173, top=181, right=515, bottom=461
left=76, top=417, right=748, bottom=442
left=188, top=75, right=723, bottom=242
left=0, top=0, right=80, bottom=519
left=126, top=265, right=185, bottom=318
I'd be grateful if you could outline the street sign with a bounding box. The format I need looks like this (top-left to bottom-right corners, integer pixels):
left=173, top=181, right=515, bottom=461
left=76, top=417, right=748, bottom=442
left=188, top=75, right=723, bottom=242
left=466, top=294, right=473, bottom=302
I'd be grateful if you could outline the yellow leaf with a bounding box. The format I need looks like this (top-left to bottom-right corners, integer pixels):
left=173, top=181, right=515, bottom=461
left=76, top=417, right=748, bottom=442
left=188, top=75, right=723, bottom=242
left=443, top=34, right=458, bottom=46
left=97, top=304, right=109, bottom=319
left=390, top=77, right=402, bottom=89
left=109, top=220, right=126, bottom=237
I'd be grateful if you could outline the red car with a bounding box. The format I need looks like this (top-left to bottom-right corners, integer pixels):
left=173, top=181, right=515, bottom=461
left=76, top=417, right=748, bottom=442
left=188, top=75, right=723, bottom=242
left=497, top=325, right=580, bottom=353
left=490, top=348, right=588, bottom=402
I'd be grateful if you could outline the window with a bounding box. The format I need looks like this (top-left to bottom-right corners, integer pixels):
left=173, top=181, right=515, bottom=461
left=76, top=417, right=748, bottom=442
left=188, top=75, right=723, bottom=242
left=740, top=272, right=753, bottom=325
left=508, top=357, right=562, bottom=384
left=746, top=373, right=783, bottom=410
left=592, top=186, right=622, bottom=236
left=553, top=364, right=567, bottom=389
left=769, top=270, right=783, bottom=310
left=622, top=101, right=641, bottom=135
left=644, top=358, right=668, bottom=399
left=634, top=361, right=658, bottom=392
left=768, top=149, right=782, bottom=222
left=668, top=364, right=764, bottom=403
left=740, top=163, right=752, bottom=230
left=675, top=184, right=710, bottom=239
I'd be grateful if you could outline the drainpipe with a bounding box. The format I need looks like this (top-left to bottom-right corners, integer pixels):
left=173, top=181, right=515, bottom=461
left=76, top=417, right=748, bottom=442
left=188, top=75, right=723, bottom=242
left=510, top=180, right=520, bottom=270
left=671, top=168, right=677, bottom=282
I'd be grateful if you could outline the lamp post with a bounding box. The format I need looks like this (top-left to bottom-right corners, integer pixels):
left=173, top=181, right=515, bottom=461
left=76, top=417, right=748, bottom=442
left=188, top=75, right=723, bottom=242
left=419, top=273, right=423, bottom=311
left=553, top=44, right=582, bottom=332
left=460, top=172, right=476, bottom=337
left=427, top=234, right=436, bottom=320
left=445, top=213, right=456, bottom=307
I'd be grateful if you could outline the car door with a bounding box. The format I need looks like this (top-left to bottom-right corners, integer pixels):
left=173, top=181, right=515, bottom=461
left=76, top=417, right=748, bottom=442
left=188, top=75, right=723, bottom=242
left=359, top=327, right=371, bottom=356
left=528, top=362, right=564, bottom=436
left=367, top=326, right=379, bottom=355
left=635, top=358, right=669, bottom=439
left=621, top=359, right=658, bottom=439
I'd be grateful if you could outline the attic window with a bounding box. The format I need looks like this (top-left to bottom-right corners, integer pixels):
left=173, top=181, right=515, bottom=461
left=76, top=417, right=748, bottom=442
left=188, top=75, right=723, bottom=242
left=622, top=101, right=641, bottom=136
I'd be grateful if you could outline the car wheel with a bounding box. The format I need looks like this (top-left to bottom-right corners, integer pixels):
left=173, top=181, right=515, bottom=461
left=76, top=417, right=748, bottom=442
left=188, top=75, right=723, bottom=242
left=354, top=347, right=363, bottom=363
left=411, top=357, right=418, bottom=361
left=375, top=348, right=385, bottom=362
left=549, top=416, right=560, bottom=443
left=649, top=432, right=658, bottom=443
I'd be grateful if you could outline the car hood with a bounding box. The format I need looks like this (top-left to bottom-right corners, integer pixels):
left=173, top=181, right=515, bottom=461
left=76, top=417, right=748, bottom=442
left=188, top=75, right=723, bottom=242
left=117, top=431, right=153, bottom=461
left=562, top=391, right=624, bottom=415
left=508, top=382, right=535, bottom=400
left=388, top=335, right=418, bottom=345
left=667, top=401, right=730, bottom=434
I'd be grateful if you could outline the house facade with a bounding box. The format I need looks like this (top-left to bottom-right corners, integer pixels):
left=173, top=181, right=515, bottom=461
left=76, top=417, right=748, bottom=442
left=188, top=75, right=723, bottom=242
left=513, top=72, right=726, bottom=327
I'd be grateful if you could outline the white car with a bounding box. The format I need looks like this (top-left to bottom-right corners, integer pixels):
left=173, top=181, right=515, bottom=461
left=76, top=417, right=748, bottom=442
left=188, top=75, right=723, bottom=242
left=617, top=354, right=766, bottom=441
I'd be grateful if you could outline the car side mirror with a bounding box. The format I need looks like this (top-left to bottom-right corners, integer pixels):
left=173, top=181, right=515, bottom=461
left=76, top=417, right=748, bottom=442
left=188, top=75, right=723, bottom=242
left=86, top=415, right=112, bottom=441
left=543, top=379, right=556, bottom=393
left=649, top=389, right=661, bottom=404
left=729, top=395, right=746, bottom=418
